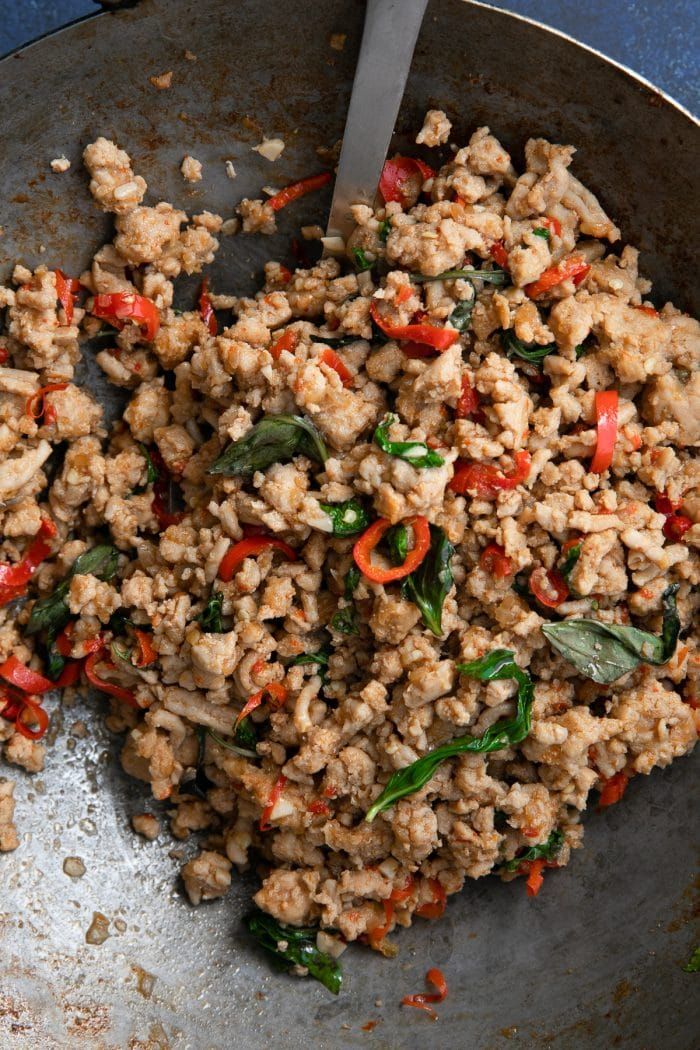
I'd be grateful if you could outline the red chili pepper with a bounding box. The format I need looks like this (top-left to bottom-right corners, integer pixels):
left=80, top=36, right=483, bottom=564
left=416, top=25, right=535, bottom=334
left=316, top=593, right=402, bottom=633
left=0, top=655, right=54, bottom=694
left=353, top=515, right=431, bottom=584
left=633, top=304, right=659, bottom=317
left=525, top=256, right=591, bottom=298
left=528, top=566, right=569, bottom=608
left=598, top=770, right=629, bottom=809
left=268, top=172, right=332, bottom=212
left=541, top=216, right=562, bottom=238
left=368, top=899, right=395, bottom=950
left=524, top=859, right=545, bottom=898
left=0, top=347, right=8, bottom=364
left=26, top=383, right=68, bottom=422
left=370, top=300, right=458, bottom=352
left=198, top=277, right=217, bottom=336
left=415, top=878, right=447, bottom=920
left=654, top=494, right=681, bottom=516
left=269, top=328, right=298, bottom=361
left=149, top=446, right=186, bottom=528
left=259, top=772, right=287, bottom=831
left=662, top=514, right=692, bottom=542
left=308, top=799, right=331, bottom=816
left=54, top=661, right=82, bottom=688
left=84, top=652, right=139, bottom=708
left=401, top=341, right=441, bottom=359
left=480, top=543, right=513, bottom=578
left=218, top=535, right=297, bottom=583
left=13, top=693, right=50, bottom=741
left=390, top=876, right=415, bottom=903
left=91, top=291, right=160, bottom=342
left=134, top=629, right=157, bottom=667
left=235, top=682, right=288, bottom=728
left=489, top=240, right=509, bottom=268
left=320, top=347, right=353, bottom=387
left=449, top=451, right=531, bottom=499
left=589, top=390, right=619, bottom=474
left=379, top=156, right=435, bottom=207
left=278, top=264, right=293, bottom=284
left=456, top=375, right=481, bottom=419
left=394, top=285, right=414, bottom=306
left=54, top=270, right=81, bottom=324
left=0, top=518, right=56, bottom=606
left=401, top=968, right=448, bottom=1020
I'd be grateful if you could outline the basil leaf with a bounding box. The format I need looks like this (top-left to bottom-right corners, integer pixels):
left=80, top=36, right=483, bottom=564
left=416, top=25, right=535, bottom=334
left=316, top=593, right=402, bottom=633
left=27, top=545, right=120, bottom=636
left=448, top=295, right=475, bottom=333
left=108, top=608, right=135, bottom=635
left=138, top=443, right=159, bottom=485
left=208, top=415, right=328, bottom=476
left=502, top=828, right=564, bottom=873
left=532, top=227, right=549, bottom=239
left=319, top=499, right=369, bottom=537
left=289, top=648, right=330, bottom=680
left=682, top=946, right=700, bottom=973
left=501, top=329, right=556, bottom=364
left=344, top=565, right=360, bottom=600
left=207, top=726, right=257, bottom=759
left=378, top=219, right=391, bottom=243
left=352, top=247, right=374, bottom=272
left=245, top=909, right=342, bottom=995
left=575, top=339, right=593, bottom=359
left=234, top=716, right=258, bottom=753
left=366, top=649, right=533, bottom=821
left=44, top=633, right=66, bottom=681
left=401, top=525, right=454, bottom=636
left=386, top=523, right=409, bottom=565
left=331, top=605, right=359, bottom=635
left=374, top=413, right=444, bottom=469
left=197, top=591, right=224, bottom=633
left=410, top=267, right=507, bottom=285
left=541, top=585, right=680, bottom=684
left=559, top=542, right=582, bottom=584
left=187, top=726, right=213, bottom=800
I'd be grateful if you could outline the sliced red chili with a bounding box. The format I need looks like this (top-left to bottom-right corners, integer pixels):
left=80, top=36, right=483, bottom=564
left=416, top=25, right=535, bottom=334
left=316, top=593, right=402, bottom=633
left=401, top=967, right=448, bottom=1020
left=370, top=300, right=459, bottom=352
left=268, top=172, right=332, bottom=211
left=353, top=515, right=431, bottom=584
left=456, top=375, right=481, bottom=419
left=26, top=383, right=68, bottom=422
left=525, top=256, right=590, bottom=299
left=524, top=859, right=545, bottom=898
left=54, top=270, right=81, bottom=324
left=0, top=655, right=54, bottom=694
left=528, top=566, right=569, bottom=608
left=91, top=291, right=160, bottom=342
left=489, top=240, right=509, bottom=268
left=84, top=652, right=139, bottom=708
left=14, top=694, right=50, bottom=741
left=480, top=543, right=513, bottom=578
left=218, top=536, right=297, bottom=583
left=598, top=771, right=629, bottom=809
left=307, top=799, right=331, bottom=816
left=259, top=773, right=287, bottom=831
left=0, top=518, right=56, bottom=605
left=235, top=682, right=288, bottom=728
left=589, top=390, right=619, bottom=474
left=269, top=328, right=298, bottom=361
left=198, top=277, right=217, bottom=336
left=134, top=629, right=157, bottom=667
left=415, top=878, right=447, bottom=920
left=379, top=156, right=435, bottom=207
left=320, top=347, right=353, bottom=387
left=449, top=451, right=531, bottom=499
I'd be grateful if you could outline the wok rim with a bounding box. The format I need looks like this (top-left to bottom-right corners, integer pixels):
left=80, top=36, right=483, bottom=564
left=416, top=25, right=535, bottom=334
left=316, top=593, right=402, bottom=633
left=1, top=0, right=697, bottom=129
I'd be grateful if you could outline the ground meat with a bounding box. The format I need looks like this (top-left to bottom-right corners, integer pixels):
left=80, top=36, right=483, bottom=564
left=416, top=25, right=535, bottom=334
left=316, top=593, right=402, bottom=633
left=416, top=109, right=452, bottom=147
left=83, top=137, right=147, bottom=214
left=181, top=850, right=232, bottom=905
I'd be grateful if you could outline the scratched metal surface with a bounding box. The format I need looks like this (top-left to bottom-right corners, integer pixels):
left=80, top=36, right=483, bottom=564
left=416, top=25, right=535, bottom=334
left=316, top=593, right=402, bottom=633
left=0, top=2, right=698, bottom=1048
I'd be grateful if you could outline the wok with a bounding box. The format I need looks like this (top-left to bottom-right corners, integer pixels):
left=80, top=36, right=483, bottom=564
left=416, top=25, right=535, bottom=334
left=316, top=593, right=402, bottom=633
left=0, top=1, right=698, bottom=1047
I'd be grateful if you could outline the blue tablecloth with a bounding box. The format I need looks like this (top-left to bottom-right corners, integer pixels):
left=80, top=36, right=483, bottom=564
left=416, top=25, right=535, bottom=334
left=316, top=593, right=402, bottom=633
left=1, top=1, right=697, bottom=116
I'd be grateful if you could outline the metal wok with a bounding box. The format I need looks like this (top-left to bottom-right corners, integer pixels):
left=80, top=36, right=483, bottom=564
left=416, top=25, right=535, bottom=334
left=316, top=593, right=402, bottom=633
left=0, top=1, right=698, bottom=1047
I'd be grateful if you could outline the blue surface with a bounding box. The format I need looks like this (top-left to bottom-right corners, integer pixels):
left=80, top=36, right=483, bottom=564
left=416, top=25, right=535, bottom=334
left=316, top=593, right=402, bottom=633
left=0, top=0, right=697, bottom=117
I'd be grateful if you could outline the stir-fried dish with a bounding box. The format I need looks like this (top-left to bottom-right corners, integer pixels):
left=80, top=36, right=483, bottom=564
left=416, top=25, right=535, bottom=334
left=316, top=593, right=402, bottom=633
left=0, top=111, right=697, bottom=993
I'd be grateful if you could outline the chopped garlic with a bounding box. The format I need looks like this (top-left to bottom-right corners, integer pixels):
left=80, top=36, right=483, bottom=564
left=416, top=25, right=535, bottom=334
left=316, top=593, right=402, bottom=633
left=253, top=137, right=286, bottom=162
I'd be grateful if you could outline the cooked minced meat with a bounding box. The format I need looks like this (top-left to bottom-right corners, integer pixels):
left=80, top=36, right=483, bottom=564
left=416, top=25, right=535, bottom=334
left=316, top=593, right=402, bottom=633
left=0, top=121, right=697, bottom=974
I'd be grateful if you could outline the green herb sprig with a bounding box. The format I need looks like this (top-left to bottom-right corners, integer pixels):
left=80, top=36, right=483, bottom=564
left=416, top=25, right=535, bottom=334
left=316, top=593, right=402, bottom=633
left=245, top=909, right=342, bottom=994
left=208, top=415, right=328, bottom=477
left=502, top=829, right=564, bottom=872
left=374, top=413, right=444, bottom=469
left=319, top=499, right=369, bottom=537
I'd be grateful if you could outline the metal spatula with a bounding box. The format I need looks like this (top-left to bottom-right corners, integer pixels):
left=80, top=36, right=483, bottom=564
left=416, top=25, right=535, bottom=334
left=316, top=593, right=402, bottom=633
left=325, top=0, right=429, bottom=246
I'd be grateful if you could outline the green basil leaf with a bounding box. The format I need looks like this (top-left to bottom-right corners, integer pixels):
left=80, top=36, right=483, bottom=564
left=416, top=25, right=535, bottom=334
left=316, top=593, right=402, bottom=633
left=319, top=499, right=369, bottom=537
left=352, top=247, right=374, bottom=272
left=26, top=545, right=120, bottom=636
left=502, top=828, right=564, bottom=873
left=448, top=295, right=475, bottom=333
left=401, top=525, right=454, bottom=636
left=108, top=608, right=135, bottom=635
left=575, top=339, right=593, bottom=359
left=289, top=648, right=330, bottom=680
left=374, top=413, right=444, bottom=469
left=197, top=591, right=224, bottom=633
left=245, top=909, right=342, bottom=995
left=207, top=726, right=257, bottom=759
left=187, top=726, right=212, bottom=800
left=501, top=329, right=556, bottom=364
left=532, top=227, right=549, bottom=239
left=366, top=649, right=533, bottom=821
left=234, top=716, right=258, bottom=753
left=682, top=946, right=700, bottom=973
left=410, top=267, right=507, bottom=285
left=386, top=523, right=409, bottom=565
left=344, top=565, right=360, bottom=601
left=378, top=219, right=391, bottom=243
left=138, top=443, right=159, bottom=485
left=541, top=585, right=680, bottom=683
left=331, top=605, right=359, bottom=635
left=43, top=633, right=66, bottom=681
left=559, top=542, right=582, bottom=584
left=208, top=415, right=328, bottom=476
